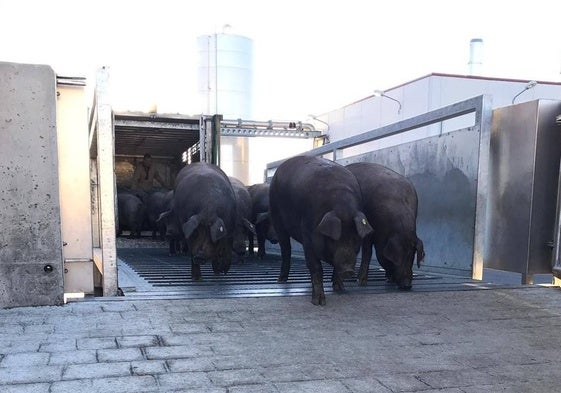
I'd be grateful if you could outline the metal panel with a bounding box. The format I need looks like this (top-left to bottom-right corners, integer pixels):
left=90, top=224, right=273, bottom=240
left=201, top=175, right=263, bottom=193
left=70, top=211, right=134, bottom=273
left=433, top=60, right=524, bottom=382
left=56, top=83, right=94, bottom=294
left=339, top=128, right=481, bottom=276
left=266, top=95, right=493, bottom=279
left=0, top=62, right=64, bottom=307
left=487, top=100, right=561, bottom=284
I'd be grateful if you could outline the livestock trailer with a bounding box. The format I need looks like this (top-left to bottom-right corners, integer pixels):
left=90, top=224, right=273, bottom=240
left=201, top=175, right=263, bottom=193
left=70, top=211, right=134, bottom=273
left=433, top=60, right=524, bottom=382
left=0, top=62, right=320, bottom=307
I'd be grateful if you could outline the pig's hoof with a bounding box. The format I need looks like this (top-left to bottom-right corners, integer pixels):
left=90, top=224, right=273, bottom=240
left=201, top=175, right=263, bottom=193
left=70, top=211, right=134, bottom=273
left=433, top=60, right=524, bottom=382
left=332, top=282, right=345, bottom=293
left=312, top=295, right=326, bottom=306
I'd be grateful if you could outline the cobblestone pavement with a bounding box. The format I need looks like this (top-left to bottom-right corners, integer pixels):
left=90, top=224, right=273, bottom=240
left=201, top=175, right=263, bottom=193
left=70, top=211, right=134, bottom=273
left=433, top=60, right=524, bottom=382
left=1, top=286, right=560, bottom=392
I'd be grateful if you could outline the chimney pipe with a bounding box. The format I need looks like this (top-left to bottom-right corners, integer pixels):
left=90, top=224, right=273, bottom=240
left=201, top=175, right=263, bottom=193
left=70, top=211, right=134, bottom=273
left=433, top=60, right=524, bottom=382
left=468, top=38, right=484, bottom=75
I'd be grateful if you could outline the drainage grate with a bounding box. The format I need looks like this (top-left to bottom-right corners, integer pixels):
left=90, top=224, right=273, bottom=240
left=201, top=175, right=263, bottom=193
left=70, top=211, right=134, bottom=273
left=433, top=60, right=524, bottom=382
left=117, top=247, right=493, bottom=299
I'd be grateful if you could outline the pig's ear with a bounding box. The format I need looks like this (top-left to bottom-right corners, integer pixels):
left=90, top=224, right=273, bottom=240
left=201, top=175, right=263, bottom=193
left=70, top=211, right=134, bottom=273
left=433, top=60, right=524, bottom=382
left=354, top=212, right=373, bottom=239
left=317, top=211, right=341, bottom=240
left=415, top=237, right=425, bottom=268
left=210, top=218, right=227, bottom=242
left=182, top=215, right=200, bottom=239
left=383, top=235, right=400, bottom=264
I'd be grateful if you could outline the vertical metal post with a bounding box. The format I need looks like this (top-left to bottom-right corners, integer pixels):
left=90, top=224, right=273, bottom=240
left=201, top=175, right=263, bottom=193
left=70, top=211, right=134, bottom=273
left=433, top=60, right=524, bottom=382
left=95, top=67, right=118, bottom=296
left=211, top=114, right=223, bottom=166
left=551, top=116, right=561, bottom=285
left=472, top=94, right=493, bottom=280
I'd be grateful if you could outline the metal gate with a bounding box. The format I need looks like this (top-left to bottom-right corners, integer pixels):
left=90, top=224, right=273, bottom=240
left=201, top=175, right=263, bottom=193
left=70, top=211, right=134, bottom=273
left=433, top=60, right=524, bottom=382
left=267, top=95, right=493, bottom=280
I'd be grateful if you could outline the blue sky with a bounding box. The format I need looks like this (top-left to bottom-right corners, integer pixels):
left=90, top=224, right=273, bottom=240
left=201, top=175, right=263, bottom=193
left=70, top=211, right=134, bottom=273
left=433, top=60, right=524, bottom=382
left=2, top=0, right=560, bottom=120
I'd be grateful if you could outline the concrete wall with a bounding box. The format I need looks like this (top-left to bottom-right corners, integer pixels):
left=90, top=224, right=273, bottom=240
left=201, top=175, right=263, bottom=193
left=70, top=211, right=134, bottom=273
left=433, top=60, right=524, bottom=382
left=0, top=62, right=64, bottom=307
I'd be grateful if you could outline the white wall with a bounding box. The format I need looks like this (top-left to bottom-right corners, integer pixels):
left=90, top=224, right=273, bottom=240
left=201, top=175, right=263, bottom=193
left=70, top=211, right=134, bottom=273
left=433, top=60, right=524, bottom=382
left=322, top=74, right=561, bottom=156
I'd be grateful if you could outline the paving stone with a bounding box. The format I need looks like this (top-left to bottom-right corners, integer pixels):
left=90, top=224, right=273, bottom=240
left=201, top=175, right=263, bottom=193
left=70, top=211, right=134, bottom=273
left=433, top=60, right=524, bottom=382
left=48, top=350, right=97, bottom=366
left=23, top=324, right=55, bottom=334
left=207, top=368, right=266, bottom=387
left=417, top=368, right=498, bottom=389
left=0, top=383, right=50, bottom=393
left=50, top=379, right=94, bottom=393
left=116, top=335, right=160, bottom=348
left=275, top=379, right=352, bottom=393
left=0, top=366, right=63, bottom=384
left=229, top=383, right=281, bottom=393
left=90, top=375, right=159, bottom=392
left=97, top=347, right=144, bottom=362
left=144, top=345, right=212, bottom=360
left=157, top=371, right=212, bottom=390
left=0, top=338, right=41, bottom=353
left=340, top=376, right=393, bottom=393
left=131, top=360, right=167, bottom=375
left=169, top=323, right=210, bottom=334
left=159, top=333, right=196, bottom=346
left=39, top=338, right=77, bottom=352
left=212, top=355, right=261, bottom=370
left=208, top=321, right=245, bottom=333
left=374, top=374, right=430, bottom=392
left=62, top=361, right=131, bottom=380
left=76, top=337, right=118, bottom=350
left=0, top=352, right=50, bottom=367
left=167, top=357, right=215, bottom=372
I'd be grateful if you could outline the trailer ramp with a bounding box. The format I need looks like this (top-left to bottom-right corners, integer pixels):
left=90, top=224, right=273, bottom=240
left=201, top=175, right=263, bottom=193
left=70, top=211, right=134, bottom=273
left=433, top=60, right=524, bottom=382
left=117, top=248, right=506, bottom=300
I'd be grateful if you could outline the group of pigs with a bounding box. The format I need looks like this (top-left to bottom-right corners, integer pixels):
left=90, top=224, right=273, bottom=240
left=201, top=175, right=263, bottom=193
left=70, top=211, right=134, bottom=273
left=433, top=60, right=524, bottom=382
left=118, top=155, right=425, bottom=306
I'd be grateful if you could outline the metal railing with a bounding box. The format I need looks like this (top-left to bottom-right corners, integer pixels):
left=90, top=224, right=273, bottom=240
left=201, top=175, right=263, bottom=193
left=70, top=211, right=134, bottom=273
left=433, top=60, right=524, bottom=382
left=265, top=95, right=493, bottom=280
left=267, top=94, right=492, bottom=177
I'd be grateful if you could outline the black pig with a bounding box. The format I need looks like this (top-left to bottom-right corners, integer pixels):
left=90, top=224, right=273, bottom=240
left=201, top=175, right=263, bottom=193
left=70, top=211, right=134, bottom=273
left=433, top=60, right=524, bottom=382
left=247, top=183, right=278, bottom=258
left=117, top=192, right=146, bottom=238
left=346, top=162, right=425, bottom=290
left=172, top=162, right=236, bottom=280
left=229, top=176, right=255, bottom=260
left=270, top=155, right=373, bottom=305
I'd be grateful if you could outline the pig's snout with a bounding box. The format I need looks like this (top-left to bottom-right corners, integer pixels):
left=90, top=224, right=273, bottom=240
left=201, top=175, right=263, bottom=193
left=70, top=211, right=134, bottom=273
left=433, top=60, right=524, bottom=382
left=397, top=279, right=412, bottom=291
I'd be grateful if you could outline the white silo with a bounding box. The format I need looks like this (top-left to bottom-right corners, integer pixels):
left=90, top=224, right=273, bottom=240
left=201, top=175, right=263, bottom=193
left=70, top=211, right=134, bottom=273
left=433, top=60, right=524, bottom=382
left=197, top=28, right=254, bottom=182
left=197, top=29, right=253, bottom=119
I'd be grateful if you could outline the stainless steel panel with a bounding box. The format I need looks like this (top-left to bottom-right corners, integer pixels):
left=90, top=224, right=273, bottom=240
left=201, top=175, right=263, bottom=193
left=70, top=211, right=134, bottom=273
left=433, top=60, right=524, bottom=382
left=266, top=95, right=493, bottom=279
left=340, top=128, right=481, bottom=276
left=486, top=100, right=561, bottom=283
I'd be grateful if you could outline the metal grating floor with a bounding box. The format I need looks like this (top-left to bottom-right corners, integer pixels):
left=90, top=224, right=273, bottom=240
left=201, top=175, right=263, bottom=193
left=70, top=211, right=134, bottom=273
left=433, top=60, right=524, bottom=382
left=116, top=247, right=507, bottom=300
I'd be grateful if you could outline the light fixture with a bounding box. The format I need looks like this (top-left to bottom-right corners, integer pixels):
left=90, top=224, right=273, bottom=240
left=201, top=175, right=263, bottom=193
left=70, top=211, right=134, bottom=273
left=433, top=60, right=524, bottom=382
left=374, top=90, right=402, bottom=113
left=511, top=80, right=537, bottom=104
left=307, top=114, right=329, bottom=131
